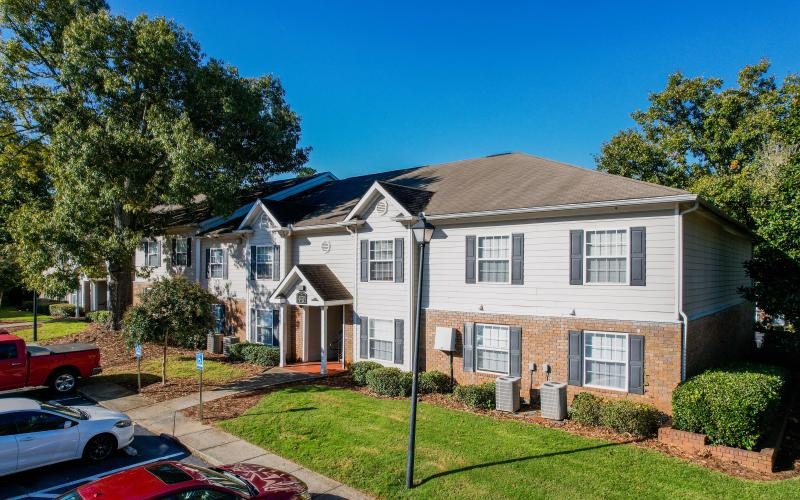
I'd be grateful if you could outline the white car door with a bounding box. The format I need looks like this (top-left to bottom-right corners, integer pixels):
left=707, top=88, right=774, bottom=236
left=14, top=411, right=80, bottom=471
left=0, top=414, right=19, bottom=476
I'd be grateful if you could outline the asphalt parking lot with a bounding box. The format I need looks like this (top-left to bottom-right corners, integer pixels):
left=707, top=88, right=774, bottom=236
left=0, top=389, right=208, bottom=499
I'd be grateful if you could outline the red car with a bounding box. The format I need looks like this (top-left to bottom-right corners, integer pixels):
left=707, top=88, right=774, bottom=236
left=57, top=460, right=310, bottom=499
left=0, top=331, right=102, bottom=393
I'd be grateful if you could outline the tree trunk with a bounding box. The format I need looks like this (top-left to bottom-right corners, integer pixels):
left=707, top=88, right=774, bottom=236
left=162, top=334, right=168, bottom=386
left=0, top=289, right=3, bottom=309
left=108, top=201, right=134, bottom=330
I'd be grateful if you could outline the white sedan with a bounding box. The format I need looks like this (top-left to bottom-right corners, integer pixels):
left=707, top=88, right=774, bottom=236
left=0, top=398, right=135, bottom=477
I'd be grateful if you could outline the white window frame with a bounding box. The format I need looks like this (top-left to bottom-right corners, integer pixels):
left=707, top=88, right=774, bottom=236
left=368, top=240, right=394, bottom=282
left=584, top=229, right=629, bottom=285
left=254, top=308, right=276, bottom=346
left=144, top=240, right=160, bottom=268
left=477, top=235, right=511, bottom=284
left=174, top=237, right=189, bottom=267
left=255, top=245, right=273, bottom=280
left=368, top=318, right=394, bottom=361
left=209, top=248, right=224, bottom=279
left=582, top=330, right=629, bottom=392
left=475, top=323, right=510, bottom=375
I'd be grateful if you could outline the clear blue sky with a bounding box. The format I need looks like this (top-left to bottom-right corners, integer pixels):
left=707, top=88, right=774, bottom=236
left=110, top=1, right=800, bottom=178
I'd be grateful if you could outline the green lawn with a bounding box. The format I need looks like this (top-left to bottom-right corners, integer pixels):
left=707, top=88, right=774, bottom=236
left=219, top=385, right=800, bottom=500
left=13, top=320, right=88, bottom=342
left=0, top=306, right=51, bottom=323
left=137, top=355, right=252, bottom=384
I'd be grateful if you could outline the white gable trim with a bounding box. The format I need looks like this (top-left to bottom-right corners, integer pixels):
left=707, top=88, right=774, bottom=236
left=238, top=199, right=282, bottom=231
left=268, top=266, right=352, bottom=306
left=265, top=172, right=337, bottom=201
left=342, top=181, right=413, bottom=223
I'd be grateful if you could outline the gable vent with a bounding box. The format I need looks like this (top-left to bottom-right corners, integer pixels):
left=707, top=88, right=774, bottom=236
left=375, top=199, right=389, bottom=216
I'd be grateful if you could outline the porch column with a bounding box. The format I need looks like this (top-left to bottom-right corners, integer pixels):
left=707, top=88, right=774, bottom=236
left=279, top=303, right=287, bottom=367
left=320, top=305, right=328, bottom=375
left=302, top=306, right=309, bottom=362
left=91, top=281, right=99, bottom=312
left=341, top=305, right=347, bottom=370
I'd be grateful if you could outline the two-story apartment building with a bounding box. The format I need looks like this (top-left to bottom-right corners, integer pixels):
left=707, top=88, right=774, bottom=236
left=81, top=153, right=752, bottom=412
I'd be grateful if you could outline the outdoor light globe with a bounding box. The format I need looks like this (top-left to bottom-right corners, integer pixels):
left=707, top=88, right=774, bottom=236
left=412, top=215, right=435, bottom=244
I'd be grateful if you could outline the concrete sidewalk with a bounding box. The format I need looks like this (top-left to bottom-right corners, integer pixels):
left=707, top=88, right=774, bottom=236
left=80, top=376, right=371, bottom=499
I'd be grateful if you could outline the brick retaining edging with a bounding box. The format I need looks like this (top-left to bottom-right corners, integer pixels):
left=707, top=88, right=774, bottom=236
left=658, top=427, right=776, bottom=474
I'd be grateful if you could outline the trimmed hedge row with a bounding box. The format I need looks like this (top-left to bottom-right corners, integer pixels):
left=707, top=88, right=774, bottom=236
left=672, top=363, right=787, bottom=450
left=49, top=303, right=82, bottom=318
left=227, top=343, right=280, bottom=367
left=418, top=371, right=452, bottom=394
left=570, top=392, right=661, bottom=437
left=350, top=362, right=454, bottom=397
left=350, top=361, right=383, bottom=386
left=87, top=310, right=110, bottom=324
left=454, top=382, right=496, bottom=409
left=366, top=367, right=412, bottom=397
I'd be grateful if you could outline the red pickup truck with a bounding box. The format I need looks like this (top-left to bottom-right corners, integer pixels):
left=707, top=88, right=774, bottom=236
left=0, top=331, right=102, bottom=393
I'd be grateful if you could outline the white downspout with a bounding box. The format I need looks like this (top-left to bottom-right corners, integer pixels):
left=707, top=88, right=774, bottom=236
left=678, top=201, right=700, bottom=381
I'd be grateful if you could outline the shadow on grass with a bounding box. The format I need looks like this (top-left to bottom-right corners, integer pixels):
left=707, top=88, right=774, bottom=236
left=236, top=406, right=319, bottom=418
left=416, top=440, right=640, bottom=487
left=97, top=373, right=162, bottom=389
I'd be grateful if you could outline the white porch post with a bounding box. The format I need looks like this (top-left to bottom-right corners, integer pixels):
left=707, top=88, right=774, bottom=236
left=302, top=306, right=309, bottom=362
left=279, top=303, right=287, bottom=367
left=320, top=305, right=328, bottom=375
left=342, top=305, right=347, bottom=370
left=91, top=281, right=99, bottom=312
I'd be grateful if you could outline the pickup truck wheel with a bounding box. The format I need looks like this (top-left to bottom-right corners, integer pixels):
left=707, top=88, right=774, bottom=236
left=50, top=369, right=78, bottom=393
left=84, top=434, right=117, bottom=461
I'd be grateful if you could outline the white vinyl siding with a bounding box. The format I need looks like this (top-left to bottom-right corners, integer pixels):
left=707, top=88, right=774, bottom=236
left=368, top=318, right=394, bottom=361
left=477, top=236, right=510, bottom=283
left=476, top=323, right=510, bottom=374
left=583, top=331, right=628, bottom=391
left=255, top=308, right=276, bottom=345
left=585, top=229, right=628, bottom=284
left=144, top=240, right=159, bottom=267
left=174, top=238, right=188, bottom=267
left=209, top=249, right=224, bottom=279
left=255, top=245, right=273, bottom=280
left=369, top=240, right=394, bottom=281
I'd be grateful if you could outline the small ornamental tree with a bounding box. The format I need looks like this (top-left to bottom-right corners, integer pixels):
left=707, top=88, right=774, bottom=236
left=123, top=276, right=216, bottom=385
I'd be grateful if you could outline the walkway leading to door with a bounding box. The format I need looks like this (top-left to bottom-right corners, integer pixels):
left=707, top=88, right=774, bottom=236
left=283, top=361, right=348, bottom=376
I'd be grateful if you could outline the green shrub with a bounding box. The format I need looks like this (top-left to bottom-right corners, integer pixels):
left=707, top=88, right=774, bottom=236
left=226, top=342, right=279, bottom=366
left=601, top=400, right=661, bottom=437
left=50, top=303, right=82, bottom=318
left=569, top=392, right=604, bottom=426
left=454, top=382, right=496, bottom=409
left=672, top=363, right=788, bottom=450
left=350, top=361, right=383, bottom=386
left=418, top=371, right=452, bottom=394
left=366, top=367, right=413, bottom=397
left=23, top=299, right=57, bottom=315
left=86, top=310, right=110, bottom=324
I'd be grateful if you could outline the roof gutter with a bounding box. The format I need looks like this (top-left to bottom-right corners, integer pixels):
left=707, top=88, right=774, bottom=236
left=678, top=200, right=700, bottom=381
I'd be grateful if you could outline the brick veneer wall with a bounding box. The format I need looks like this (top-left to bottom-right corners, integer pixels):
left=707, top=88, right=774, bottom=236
left=658, top=427, right=776, bottom=473
left=287, top=305, right=304, bottom=362
left=223, top=298, right=246, bottom=342
left=685, top=302, right=754, bottom=377
left=422, top=309, right=683, bottom=412
left=342, top=305, right=354, bottom=366
left=132, top=282, right=149, bottom=305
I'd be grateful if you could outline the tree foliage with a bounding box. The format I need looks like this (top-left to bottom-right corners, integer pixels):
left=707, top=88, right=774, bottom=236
left=0, top=0, right=309, bottom=327
left=123, top=276, right=216, bottom=384
left=596, top=61, right=800, bottom=324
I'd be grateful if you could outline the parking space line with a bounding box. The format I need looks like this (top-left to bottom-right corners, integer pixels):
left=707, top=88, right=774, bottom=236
left=8, top=452, right=185, bottom=500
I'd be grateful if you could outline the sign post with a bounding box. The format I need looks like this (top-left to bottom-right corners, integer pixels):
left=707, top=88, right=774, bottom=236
left=196, top=352, right=204, bottom=420
left=134, top=344, right=142, bottom=392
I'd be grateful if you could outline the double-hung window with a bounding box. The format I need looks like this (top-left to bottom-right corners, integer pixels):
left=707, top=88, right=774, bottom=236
left=212, top=304, right=225, bottom=334
left=255, top=309, right=276, bottom=345
left=476, top=323, right=510, bottom=374
left=174, top=238, right=188, bottom=267
left=255, top=246, right=273, bottom=280
left=585, top=230, right=627, bottom=284
left=209, top=249, right=224, bottom=279
left=368, top=318, right=394, bottom=361
left=477, top=236, right=510, bottom=283
left=583, top=331, right=628, bottom=390
left=144, top=240, right=160, bottom=267
left=369, top=240, right=394, bottom=281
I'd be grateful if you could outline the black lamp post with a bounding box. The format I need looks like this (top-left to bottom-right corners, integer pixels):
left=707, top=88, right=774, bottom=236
left=406, top=213, right=435, bottom=489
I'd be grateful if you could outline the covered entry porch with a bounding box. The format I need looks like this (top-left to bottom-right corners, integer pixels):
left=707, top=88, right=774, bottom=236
left=271, top=264, right=353, bottom=375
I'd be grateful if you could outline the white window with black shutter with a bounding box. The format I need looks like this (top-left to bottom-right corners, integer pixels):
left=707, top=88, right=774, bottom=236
left=251, top=307, right=279, bottom=346
left=255, top=246, right=273, bottom=279
left=567, top=330, right=645, bottom=394
left=569, top=227, right=646, bottom=286
left=171, top=237, right=191, bottom=267
left=368, top=318, right=394, bottom=361
left=360, top=238, right=404, bottom=283
left=206, top=248, right=227, bottom=280
left=463, top=322, right=522, bottom=377
left=465, top=234, right=524, bottom=285
left=144, top=240, right=160, bottom=268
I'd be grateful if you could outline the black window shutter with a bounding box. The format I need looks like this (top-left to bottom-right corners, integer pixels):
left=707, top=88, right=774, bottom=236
left=465, top=235, right=477, bottom=284
left=567, top=330, right=583, bottom=386
left=463, top=322, right=475, bottom=372
left=171, top=238, right=177, bottom=266
left=250, top=245, right=257, bottom=280
left=223, top=249, right=229, bottom=279
left=394, top=238, right=404, bottom=283
left=630, top=227, right=646, bottom=286
left=250, top=308, right=256, bottom=341
left=360, top=316, right=369, bottom=358
left=511, top=233, right=524, bottom=285
left=394, top=319, right=404, bottom=364
left=273, top=245, right=281, bottom=281
left=205, top=248, right=211, bottom=279
left=628, top=335, right=645, bottom=394
left=569, top=230, right=584, bottom=285
left=272, top=309, right=281, bottom=347
left=360, top=240, right=369, bottom=282
left=509, top=326, right=522, bottom=377
left=186, top=238, right=192, bottom=267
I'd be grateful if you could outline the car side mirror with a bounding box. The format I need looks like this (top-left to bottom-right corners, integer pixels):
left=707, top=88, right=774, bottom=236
left=64, top=421, right=73, bottom=429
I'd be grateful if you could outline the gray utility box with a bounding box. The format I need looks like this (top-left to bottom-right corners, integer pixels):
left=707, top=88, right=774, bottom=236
left=540, top=381, right=568, bottom=420
left=495, top=376, right=521, bottom=412
left=207, top=333, right=223, bottom=354
left=222, top=336, right=239, bottom=357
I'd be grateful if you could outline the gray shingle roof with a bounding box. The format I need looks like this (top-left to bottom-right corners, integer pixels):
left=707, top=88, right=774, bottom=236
left=296, top=264, right=352, bottom=302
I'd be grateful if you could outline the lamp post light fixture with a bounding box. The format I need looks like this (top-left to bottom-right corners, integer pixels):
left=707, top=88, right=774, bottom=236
left=406, top=213, right=435, bottom=489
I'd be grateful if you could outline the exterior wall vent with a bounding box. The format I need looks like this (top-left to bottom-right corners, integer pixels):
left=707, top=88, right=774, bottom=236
left=375, top=199, right=388, bottom=216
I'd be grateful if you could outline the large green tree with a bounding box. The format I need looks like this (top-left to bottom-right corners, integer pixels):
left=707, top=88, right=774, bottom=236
left=0, top=0, right=309, bottom=327
left=596, top=60, right=800, bottom=324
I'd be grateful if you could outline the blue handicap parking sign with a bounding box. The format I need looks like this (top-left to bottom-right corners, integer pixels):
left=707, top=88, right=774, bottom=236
left=134, top=344, right=142, bottom=358
left=196, top=352, right=204, bottom=370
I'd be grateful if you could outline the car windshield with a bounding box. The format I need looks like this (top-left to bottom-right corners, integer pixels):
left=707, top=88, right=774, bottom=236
left=181, top=464, right=254, bottom=497
left=40, top=401, right=87, bottom=420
